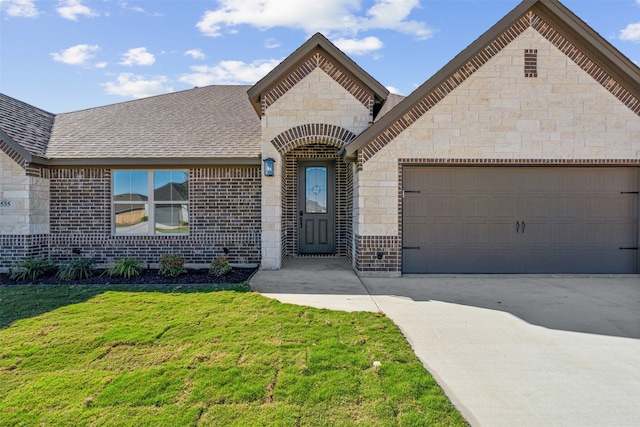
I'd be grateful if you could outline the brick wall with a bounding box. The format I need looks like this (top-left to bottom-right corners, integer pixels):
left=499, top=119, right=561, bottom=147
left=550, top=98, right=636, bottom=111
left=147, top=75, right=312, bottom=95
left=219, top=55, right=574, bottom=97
left=1, top=166, right=262, bottom=270
left=354, top=235, right=401, bottom=273
left=282, top=143, right=352, bottom=259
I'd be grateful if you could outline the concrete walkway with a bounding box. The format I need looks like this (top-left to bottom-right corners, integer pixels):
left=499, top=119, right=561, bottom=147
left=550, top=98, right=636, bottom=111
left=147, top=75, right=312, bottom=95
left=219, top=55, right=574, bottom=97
left=251, top=258, right=640, bottom=427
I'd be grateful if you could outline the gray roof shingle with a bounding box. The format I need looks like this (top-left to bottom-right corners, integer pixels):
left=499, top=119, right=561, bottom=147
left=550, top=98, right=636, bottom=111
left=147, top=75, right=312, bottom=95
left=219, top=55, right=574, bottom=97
left=46, top=85, right=261, bottom=160
left=0, top=93, right=54, bottom=158
left=376, top=93, right=405, bottom=122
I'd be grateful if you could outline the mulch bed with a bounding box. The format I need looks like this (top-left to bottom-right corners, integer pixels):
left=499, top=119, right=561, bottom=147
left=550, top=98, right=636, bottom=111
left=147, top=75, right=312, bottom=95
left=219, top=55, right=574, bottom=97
left=0, top=267, right=257, bottom=286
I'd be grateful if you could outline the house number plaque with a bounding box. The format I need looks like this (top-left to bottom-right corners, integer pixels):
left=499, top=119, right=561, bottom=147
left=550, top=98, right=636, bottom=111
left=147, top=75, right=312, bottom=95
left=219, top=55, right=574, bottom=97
left=0, top=200, right=12, bottom=208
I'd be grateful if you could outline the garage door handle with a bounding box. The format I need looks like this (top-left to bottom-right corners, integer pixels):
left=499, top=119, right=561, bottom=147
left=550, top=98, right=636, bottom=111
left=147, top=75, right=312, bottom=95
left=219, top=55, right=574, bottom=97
left=516, top=221, right=520, bottom=233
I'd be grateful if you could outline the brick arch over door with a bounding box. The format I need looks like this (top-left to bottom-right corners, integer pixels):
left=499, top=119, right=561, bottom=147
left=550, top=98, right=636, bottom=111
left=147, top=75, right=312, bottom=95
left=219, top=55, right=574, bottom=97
left=272, top=125, right=355, bottom=260
left=270, top=123, right=357, bottom=154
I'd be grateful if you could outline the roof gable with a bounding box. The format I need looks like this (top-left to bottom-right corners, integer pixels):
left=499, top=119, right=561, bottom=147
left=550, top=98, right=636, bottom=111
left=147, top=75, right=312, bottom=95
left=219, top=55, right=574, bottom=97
left=247, top=33, right=389, bottom=117
left=343, top=0, right=640, bottom=162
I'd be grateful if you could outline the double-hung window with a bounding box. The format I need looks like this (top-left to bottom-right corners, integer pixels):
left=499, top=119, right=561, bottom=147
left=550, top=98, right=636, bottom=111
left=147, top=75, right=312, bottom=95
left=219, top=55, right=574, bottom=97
left=112, top=170, right=189, bottom=235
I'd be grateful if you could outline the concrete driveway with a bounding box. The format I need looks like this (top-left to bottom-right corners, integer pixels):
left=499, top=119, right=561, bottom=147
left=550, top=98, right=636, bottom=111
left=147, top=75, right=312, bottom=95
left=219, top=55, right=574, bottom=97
left=252, top=260, right=640, bottom=426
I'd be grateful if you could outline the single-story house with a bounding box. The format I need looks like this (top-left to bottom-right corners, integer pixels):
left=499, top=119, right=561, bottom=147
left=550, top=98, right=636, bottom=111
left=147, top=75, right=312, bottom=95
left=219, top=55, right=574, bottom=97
left=1, top=0, right=639, bottom=275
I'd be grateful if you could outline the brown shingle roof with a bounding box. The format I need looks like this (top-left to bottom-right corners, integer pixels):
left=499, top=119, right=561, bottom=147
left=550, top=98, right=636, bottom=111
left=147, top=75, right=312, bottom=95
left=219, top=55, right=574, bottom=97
left=0, top=93, right=54, bottom=159
left=47, top=85, right=261, bottom=163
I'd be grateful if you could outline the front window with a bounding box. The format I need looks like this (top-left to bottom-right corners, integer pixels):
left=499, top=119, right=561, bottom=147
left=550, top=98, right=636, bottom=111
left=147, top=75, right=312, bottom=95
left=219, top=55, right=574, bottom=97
left=113, top=170, right=189, bottom=235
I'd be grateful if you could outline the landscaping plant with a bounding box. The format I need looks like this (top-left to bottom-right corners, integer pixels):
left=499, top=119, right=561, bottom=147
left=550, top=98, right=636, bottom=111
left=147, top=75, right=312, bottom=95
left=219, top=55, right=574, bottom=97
left=55, top=258, right=96, bottom=281
left=9, top=256, right=56, bottom=281
left=106, top=257, right=143, bottom=278
left=210, top=257, right=232, bottom=277
left=158, top=254, right=187, bottom=278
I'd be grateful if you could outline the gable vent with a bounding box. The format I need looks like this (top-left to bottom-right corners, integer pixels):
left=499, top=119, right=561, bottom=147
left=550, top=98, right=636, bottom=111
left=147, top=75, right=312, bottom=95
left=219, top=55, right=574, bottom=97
left=524, top=49, right=538, bottom=77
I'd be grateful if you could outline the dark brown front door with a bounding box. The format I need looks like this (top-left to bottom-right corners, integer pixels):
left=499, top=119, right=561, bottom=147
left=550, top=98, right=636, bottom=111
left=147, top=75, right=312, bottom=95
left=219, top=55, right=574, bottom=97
left=298, top=161, right=335, bottom=254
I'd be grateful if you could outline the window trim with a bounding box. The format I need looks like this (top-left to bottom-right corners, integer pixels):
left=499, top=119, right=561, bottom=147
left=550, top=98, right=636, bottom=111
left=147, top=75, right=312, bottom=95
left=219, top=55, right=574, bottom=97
left=112, top=169, right=190, bottom=236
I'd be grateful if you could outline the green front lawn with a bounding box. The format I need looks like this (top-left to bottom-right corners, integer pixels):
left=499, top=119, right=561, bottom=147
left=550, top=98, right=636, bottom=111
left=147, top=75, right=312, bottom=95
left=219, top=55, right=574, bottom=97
left=0, top=285, right=466, bottom=426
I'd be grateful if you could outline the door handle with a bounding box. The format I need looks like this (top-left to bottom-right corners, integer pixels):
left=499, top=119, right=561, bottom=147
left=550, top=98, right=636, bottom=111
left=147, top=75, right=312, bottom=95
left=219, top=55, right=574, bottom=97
left=299, top=210, right=303, bottom=228
left=516, top=221, right=520, bottom=233
left=521, top=222, right=526, bottom=234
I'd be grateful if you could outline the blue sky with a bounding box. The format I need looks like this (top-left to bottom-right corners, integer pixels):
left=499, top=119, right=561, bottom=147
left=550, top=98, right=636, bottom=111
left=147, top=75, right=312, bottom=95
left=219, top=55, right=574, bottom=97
left=1, top=0, right=639, bottom=113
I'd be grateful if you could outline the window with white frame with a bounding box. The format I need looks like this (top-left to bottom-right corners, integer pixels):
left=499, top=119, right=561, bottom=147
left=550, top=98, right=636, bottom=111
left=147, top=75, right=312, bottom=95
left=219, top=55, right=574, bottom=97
left=112, top=170, right=189, bottom=235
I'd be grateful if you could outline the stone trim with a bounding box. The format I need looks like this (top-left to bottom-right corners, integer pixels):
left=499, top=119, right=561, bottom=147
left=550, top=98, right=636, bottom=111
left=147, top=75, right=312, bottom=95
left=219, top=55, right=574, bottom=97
left=0, top=139, right=27, bottom=170
left=261, top=49, right=374, bottom=116
left=271, top=123, right=357, bottom=154
left=530, top=13, right=640, bottom=115
left=358, top=10, right=640, bottom=167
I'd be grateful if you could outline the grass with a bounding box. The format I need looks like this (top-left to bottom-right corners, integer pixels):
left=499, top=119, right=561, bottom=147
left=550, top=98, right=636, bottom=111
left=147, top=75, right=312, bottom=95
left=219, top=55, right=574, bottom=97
left=0, top=284, right=467, bottom=426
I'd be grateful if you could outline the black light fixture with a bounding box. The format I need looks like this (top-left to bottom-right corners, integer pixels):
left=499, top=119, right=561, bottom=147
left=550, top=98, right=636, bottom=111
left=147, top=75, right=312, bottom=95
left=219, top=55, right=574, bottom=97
left=263, top=158, right=275, bottom=176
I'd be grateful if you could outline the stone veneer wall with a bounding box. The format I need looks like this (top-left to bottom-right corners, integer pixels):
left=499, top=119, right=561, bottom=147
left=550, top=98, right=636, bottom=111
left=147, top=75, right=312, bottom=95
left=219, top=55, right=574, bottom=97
left=281, top=143, right=352, bottom=260
left=354, top=24, right=640, bottom=275
left=0, top=150, right=49, bottom=236
left=0, top=166, right=261, bottom=270
left=261, top=66, right=372, bottom=268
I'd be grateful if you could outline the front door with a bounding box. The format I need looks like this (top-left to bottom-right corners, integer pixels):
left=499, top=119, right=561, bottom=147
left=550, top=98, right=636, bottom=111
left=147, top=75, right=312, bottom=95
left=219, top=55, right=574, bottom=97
left=298, top=161, right=335, bottom=254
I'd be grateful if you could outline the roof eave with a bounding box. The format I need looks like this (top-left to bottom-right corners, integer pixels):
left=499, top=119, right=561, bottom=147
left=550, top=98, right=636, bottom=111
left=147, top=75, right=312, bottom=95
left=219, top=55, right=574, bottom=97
left=0, top=129, right=34, bottom=163
left=43, top=157, right=261, bottom=167
left=344, top=0, right=640, bottom=158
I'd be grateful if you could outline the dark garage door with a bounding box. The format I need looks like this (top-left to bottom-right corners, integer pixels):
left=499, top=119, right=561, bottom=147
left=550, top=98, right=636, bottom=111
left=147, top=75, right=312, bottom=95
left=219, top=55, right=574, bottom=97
left=403, top=167, right=639, bottom=274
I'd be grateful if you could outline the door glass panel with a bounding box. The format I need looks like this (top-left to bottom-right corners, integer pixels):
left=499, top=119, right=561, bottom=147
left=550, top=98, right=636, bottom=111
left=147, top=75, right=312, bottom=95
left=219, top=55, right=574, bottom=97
left=306, top=167, right=327, bottom=213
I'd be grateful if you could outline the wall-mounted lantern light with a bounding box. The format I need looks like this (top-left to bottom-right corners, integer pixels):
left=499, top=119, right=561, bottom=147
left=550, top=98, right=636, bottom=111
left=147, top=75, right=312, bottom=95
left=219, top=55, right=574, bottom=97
left=263, top=158, right=275, bottom=177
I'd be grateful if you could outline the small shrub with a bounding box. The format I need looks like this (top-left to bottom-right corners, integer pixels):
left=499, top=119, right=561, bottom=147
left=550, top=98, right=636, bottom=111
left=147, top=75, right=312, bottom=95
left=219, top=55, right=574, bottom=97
left=159, top=254, right=187, bottom=277
left=107, top=257, right=143, bottom=278
left=210, top=257, right=232, bottom=277
left=56, top=258, right=96, bottom=281
left=10, top=256, right=56, bottom=281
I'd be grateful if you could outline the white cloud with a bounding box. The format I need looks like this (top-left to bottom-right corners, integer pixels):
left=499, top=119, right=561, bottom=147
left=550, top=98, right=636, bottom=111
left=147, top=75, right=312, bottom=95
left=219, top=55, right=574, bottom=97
left=57, top=0, right=98, bottom=21
left=95, top=62, right=108, bottom=69
left=103, top=73, right=173, bottom=99
left=0, top=0, right=38, bottom=17
left=334, top=36, right=383, bottom=55
left=120, top=47, right=156, bottom=66
left=51, top=44, right=99, bottom=65
left=620, top=22, right=640, bottom=42
left=264, top=38, right=281, bottom=49
left=185, top=49, right=206, bottom=60
left=385, top=85, right=403, bottom=95
left=179, top=59, right=281, bottom=86
left=118, top=1, right=143, bottom=13
left=195, top=0, right=432, bottom=39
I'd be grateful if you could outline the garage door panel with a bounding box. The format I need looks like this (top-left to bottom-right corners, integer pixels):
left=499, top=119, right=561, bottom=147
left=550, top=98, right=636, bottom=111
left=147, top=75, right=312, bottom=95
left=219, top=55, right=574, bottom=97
left=403, top=167, right=639, bottom=274
left=492, top=221, right=519, bottom=244
left=492, top=197, right=519, bottom=217
left=404, top=222, right=461, bottom=245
